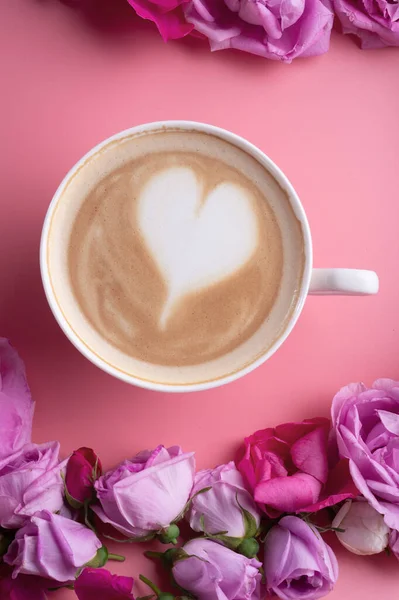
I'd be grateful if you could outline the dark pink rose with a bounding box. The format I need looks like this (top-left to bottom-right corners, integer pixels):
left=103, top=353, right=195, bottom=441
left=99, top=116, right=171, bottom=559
left=183, top=0, right=334, bottom=62
left=236, top=418, right=356, bottom=515
left=65, top=447, right=102, bottom=506
left=332, top=379, right=399, bottom=531
left=0, top=573, right=48, bottom=600
left=0, top=338, right=35, bottom=461
left=333, top=0, right=399, bottom=49
left=75, top=568, right=135, bottom=600
left=127, top=0, right=194, bottom=41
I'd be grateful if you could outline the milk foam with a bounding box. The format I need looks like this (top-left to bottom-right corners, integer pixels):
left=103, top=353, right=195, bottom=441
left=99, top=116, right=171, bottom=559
left=138, top=167, right=258, bottom=329
left=48, top=128, right=305, bottom=385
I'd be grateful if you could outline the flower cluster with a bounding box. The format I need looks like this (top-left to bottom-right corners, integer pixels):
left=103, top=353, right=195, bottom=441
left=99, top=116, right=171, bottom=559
left=126, top=0, right=399, bottom=62
left=1, top=336, right=399, bottom=600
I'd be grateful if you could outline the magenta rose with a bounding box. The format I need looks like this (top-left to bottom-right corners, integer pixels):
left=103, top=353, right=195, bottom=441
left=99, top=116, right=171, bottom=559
left=183, top=0, right=334, bottom=62
left=236, top=418, right=356, bottom=515
left=172, top=538, right=262, bottom=600
left=93, top=445, right=195, bottom=540
left=127, top=0, right=193, bottom=41
left=264, top=516, right=338, bottom=600
left=75, top=568, right=135, bottom=600
left=0, top=338, right=35, bottom=461
left=4, top=510, right=102, bottom=582
left=332, top=379, right=399, bottom=531
left=65, top=447, right=102, bottom=506
left=0, top=573, right=48, bottom=600
left=0, top=441, right=66, bottom=529
left=333, top=0, right=399, bottom=49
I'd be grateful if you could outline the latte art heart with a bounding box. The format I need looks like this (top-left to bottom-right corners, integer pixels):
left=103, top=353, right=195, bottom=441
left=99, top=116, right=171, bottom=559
left=66, top=130, right=301, bottom=371
left=138, top=167, right=258, bottom=329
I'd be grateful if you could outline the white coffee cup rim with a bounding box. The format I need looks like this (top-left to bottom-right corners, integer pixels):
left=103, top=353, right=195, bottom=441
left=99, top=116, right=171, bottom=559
left=40, top=121, right=313, bottom=392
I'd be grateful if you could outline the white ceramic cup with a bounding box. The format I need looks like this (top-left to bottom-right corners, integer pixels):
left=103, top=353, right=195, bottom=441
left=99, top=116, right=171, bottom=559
left=40, top=121, right=379, bottom=393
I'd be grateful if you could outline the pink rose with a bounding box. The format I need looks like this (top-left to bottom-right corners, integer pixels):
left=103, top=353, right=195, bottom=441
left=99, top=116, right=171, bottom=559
left=0, top=338, right=35, bottom=461
left=184, top=0, right=334, bottom=62
left=187, top=461, right=261, bottom=551
left=4, top=510, right=102, bottom=582
left=236, top=418, right=356, bottom=515
left=93, top=445, right=195, bottom=540
left=75, top=568, right=135, bottom=600
left=333, top=0, right=399, bottom=49
left=264, top=516, right=338, bottom=600
left=127, top=0, right=193, bottom=41
left=172, top=538, right=262, bottom=600
left=65, top=447, right=102, bottom=506
left=332, top=379, right=399, bottom=530
left=0, top=442, right=66, bottom=529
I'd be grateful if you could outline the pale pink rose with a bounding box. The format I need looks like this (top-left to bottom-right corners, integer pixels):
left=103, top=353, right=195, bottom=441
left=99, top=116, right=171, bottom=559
left=4, top=510, right=102, bottom=583
left=93, top=445, right=195, bottom=539
left=0, top=338, right=34, bottom=461
left=0, top=442, right=66, bottom=529
left=188, top=461, right=260, bottom=540
left=332, top=499, right=390, bottom=555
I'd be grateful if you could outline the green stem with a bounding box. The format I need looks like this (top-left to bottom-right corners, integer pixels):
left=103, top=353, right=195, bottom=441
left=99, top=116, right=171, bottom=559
left=144, top=550, right=164, bottom=559
left=140, top=574, right=161, bottom=596
left=108, top=553, right=126, bottom=562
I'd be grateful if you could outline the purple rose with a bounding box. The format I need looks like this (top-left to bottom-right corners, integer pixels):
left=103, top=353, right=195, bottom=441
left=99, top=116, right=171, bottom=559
left=389, top=529, right=399, bottom=560
left=332, top=379, right=399, bottom=530
left=183, top=0, right=334, bottom=63
left=75, top=568, right=135, bottom=600
left=93, top=445, right=195, bottom=539
left=0, top=338, right=34, bottom=461
left=0, top=441, right=66, bottom=529
left=4, top=510, right=102, bottom=582
left=264, top=516, right=338, bottom=600
left=173, top=538, right=262, bottom=600
left=187, top=461, right=261, bottom=542
left=333, top=0, right=399, bottom=49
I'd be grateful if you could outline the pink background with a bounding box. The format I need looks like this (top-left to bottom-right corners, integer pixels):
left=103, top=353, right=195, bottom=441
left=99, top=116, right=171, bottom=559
left=1, top=1, right=399, bottom=598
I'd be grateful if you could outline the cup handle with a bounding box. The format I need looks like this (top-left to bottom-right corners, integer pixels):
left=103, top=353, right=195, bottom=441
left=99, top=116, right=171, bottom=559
left=309, top=269, right=379, bottom=296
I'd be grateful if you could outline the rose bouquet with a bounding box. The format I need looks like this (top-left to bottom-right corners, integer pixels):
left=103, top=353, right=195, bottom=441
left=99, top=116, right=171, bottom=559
left=1, top=335, right=399, bottom=600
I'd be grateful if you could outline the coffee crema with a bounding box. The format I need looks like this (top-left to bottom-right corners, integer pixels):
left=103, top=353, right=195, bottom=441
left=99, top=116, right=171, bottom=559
left=68, top=145, right=283, bottom=366
left=48, top=129, right=304, bottom=384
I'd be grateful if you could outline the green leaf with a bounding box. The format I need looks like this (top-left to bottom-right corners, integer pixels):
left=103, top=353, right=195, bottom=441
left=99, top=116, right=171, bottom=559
left=173, top=487, right=212, bottom=524
left=236, top=493, right=258, bottom=539
left=85, top=545, right=109, bottom=568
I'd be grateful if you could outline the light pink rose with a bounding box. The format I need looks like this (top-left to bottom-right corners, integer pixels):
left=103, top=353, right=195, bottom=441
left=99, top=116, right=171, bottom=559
left=236, top=418, right=356, bottom=515
left=332, top=499, right=390, bottom=555
left=127, top=0, right=193, bottom=41
left=93, top=445, right=195, bottom=539
left=184, top=0, right=334, bottom=62
left=333, top=0, right=399, bottom=49
left=332, top=379, right=399, bottom=530
left=188, top=461, right=261, bottom=540
left=4, top=510, right=102, bottom=583
left=0, top=338, right=35, bottom=461
left=0, top=442, right=66, bottom=529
